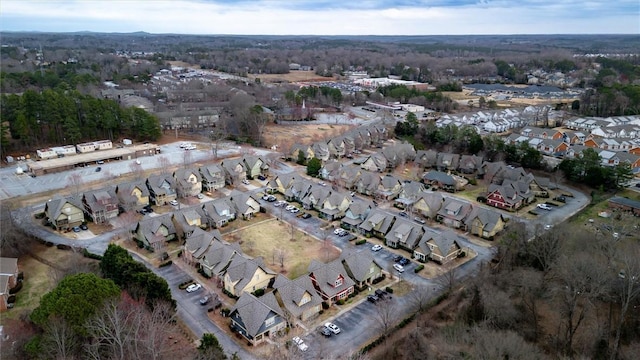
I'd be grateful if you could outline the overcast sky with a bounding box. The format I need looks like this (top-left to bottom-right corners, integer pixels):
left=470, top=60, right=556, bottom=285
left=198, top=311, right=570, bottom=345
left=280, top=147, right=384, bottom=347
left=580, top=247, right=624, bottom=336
left=2, top=0, right=639, bottom=35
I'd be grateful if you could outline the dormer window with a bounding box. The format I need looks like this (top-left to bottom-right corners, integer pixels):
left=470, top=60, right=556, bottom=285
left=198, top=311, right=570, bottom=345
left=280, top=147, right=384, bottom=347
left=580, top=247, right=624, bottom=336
left=335, top=278, right=343, bottom=287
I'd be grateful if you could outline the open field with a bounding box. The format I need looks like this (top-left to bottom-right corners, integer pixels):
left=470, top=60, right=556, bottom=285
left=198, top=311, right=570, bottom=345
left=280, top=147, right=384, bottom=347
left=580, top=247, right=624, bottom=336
left=224, top=218, right=341, bottom=279
left=247, top=70, right=335, bottom=83
left=262, top=123, right=356, bottom=149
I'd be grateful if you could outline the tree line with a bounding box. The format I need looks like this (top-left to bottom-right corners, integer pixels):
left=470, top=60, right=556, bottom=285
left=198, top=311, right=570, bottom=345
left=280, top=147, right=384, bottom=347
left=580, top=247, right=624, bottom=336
left=1, top=89, right=162, bottom=152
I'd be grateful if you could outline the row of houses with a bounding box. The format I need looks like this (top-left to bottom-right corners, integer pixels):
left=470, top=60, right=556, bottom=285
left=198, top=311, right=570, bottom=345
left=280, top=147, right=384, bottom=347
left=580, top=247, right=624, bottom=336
left=36, top=140, right=113, bottom=159
left=182, top=226, right=385, bottom=345
left=435, top=106, right=560, bottom=133
left=290, top=122, right=390, bottom=162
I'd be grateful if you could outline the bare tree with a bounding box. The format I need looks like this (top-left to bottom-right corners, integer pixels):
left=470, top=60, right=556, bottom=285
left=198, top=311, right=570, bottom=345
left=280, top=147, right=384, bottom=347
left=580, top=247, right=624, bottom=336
left=610, top=246, right=640, bottom=360
left=436, top=262, right=458, bottom=295
left=209, top=119, right=228, bottom=159
left=182, top=150, right=192, bottom=168
left=277, top=249, right=288, bottom=269
left=511, top=268, right=545, bottom=341
left=528, top=224, right=565, bottom=273
left=129, top=162, right=143, bottom=180
left=157, top=156, right=171, bottom=175
left=408, top=283, right=432, bottom=314
left=41, top=316, right=78, bottom=360
left=68, top=172, right=84, bottom=197
left=374, top=299, right=398, bottom=339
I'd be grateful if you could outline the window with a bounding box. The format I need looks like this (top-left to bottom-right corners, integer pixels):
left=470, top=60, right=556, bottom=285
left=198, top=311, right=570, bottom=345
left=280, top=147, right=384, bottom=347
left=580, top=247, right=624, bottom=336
left=264, top=316, right=275, bottom=327
left=335, top=278, right=343, bottom=287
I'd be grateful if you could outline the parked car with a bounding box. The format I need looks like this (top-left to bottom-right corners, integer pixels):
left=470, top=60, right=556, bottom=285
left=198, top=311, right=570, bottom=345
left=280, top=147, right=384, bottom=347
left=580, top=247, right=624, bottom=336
left=267, top=195, right=277, bottom=202
left=413, top=217, right=426, bottom=224
left=80, top=224, right=88, bottom=230
left=241, top=179, right=250, bottom=185
left=257, top=175, right=266, bottom=181
left=301, top=213, right=312, bottom=219
left=274, top=200, right=287, bottom=207
left=186, top=283, right=202, bottom=293
left=334, top=228, right=345, bottom=235
left=97, top=160, right=105, bottom=164
left=290, top=208, right=300, bottom=213
left=197, top=194, right=204, bottom=199
left=398, top=257, right=410, bottom=266
left=319, top=182, right=326, bottom=186
left=537, top=203, right=552, bottom=211
left=72, top=226, right=81, bottom=233
left=393, top=255, right=403, bottom=262
left=95, top=167, right=102, bottom=172
left=286, top=205, right=296, bottom=211
left=375, top=289, right=386, bottom=298
left=139, top=209, right=148, bottom=215
left=199, top=296, right=210, bottom=305
left=393, top=264, right=405, bottom=273
left=144, top=205, right=154, bottom=213
left=399, top=211, right=408, bottom=218
left=169, top=200, right=179, bottom=206
left=292, top=337, right=308, bottom=352
left=324, top=322, right=341, bottom=334
left=554, top=196, right=566, bottom=203
left=367, top=295, right=379, bottom=303
left=371, top=244, right=382, bottom=252
left=319, top=326, right=332, bottom=337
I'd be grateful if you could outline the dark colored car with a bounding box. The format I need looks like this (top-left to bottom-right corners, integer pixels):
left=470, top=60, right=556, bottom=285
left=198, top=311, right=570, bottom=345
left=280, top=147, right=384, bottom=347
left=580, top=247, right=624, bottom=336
left=399, top=257, right=410, bottom=266
left=393, top=255, right=403, bottom=262
left=319, top=326, right=332, bottom=337
left=95, top=167, right=102, bottom=172
left=367, top=295, right=379, bottom=303
left=375, top=289, right=386, bottom=298
left=72, top=226, right=81, bottom=233
left=257, top=175, right=266, bottom=181
left=301, top=213, right=312, bottom=219
left=80, top=224, right=88, bottom=230
left=399, top=211, right=408, bottom=218
left=144, top=206, right=154, bottom=213
left=554, top=196, right=566, bottom=203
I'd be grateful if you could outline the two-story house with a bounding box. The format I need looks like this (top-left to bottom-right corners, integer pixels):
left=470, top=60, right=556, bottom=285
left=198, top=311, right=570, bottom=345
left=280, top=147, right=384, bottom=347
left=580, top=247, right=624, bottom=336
left=200, top=164, right=226, bottom=192
left=341, top=198, right=374, bottom=231
left=221, top=158, right=247, bottom=185
left=174, top=168, right=203, bottom=198
left=173, top=206, right=208, bottom=239
left=414, top=229, right=463, bottom=264
left=358, top=210, right=395, bottom=238
left=436, top=198, right=472, bottom=230
left=182, top=227, right=219, bottom=266
left=242, top=155, right=268, bottom=179
left=273, top=274, right=323, bottom=322
left=464, top=207, right=507, bottom=240
left=229, top=292, right=286, bottom=346
left=203, top=197, right=236, bottom=228
left=0, top=257, right=19, bottom=311
left=83, top=188, right=119, bottom=224
left=340, top=250, right=384, bottom=289
left=230, top=191, right=261, bottom=220
left=308, top=259, right=355, bottom=306
left=134, top=213, right=177, bottom=251
left=44, top=196, right=85, bottom=231
left=318, top=192, right=351, bottom=220
left=413, top=192, right=445, bottom=219
left=146, top=175, right=177, bottom=205
left=115, top=181, right=150, bottom=212
left=384, top=218, right=424, bottom=251
left=222, top=255, right=276, bottom=297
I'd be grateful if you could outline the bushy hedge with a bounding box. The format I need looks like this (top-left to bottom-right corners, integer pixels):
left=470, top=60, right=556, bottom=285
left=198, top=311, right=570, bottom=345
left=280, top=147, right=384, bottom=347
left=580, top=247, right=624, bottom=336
left=9, top=282, right=22, bottom=294
left=252, top=288, right=265, bottom=297
left=414, top=264, right=425, bottom=273
left=159, top=260, right=173, bottom=268
left=82, top=249, right=103, bottom=260
left=355, top=239, right=367, bottom=245
left=178, top=280, right=194, bottom=290
left=385, top=286, right=394, bottom=293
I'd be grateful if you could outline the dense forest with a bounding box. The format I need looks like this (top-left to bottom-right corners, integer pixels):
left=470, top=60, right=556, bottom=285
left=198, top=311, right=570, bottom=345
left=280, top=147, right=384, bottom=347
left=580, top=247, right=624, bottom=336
left=0, top=89, right=162, bottom=152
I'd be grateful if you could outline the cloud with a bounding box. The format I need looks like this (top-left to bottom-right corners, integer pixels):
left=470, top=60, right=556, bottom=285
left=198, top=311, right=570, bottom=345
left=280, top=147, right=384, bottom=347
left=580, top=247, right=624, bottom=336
left=1, top=0, right=638, bottom=35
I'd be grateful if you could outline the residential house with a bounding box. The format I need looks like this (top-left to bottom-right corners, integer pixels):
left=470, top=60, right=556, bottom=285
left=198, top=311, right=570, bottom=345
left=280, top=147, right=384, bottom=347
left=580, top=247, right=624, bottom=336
left=486, top=181, right=531, bottom=211
left=273, top=275, right=323, bottom=321
left=376, top=174, right=403, bottom=200
left=561, top=131, right=586, bottom=145
left=221, top=158, right=247, bottom=185
left=300, top=185, right=331, bottom=211
left=284, top=179, right=313, bottom=202
left=290, top=144, right=315, bottom=163
left=436, top=153, right=460, bottom=171
left=174, top=168, right=203, bottom=198
left=222, top=255, right=276, bottom=297
left=203, top=197, right=237, bottom=228
left=146, top=175, right=177, bottom=205
left=0, top=257, right=19, bottom=311
left=318, top=192, right=351, bottom=220
left=384, top=218, right=424, bottom=251
left=413, top=192, right=445, bottom=219
left=394, top=181, right=425, bottom=209
left=341, top=198, right=374, bottom=230
left=173, top=206, right=208, bottom=239
left=200, top=164, right=226, bottom=192
left=134, top=213, right=177, bottom=251
left=267, top=173, right=297, bottom=195
left=414, top=229, right=463, bottom=264
left=414, top=149, right=438, bottom=169
left=182, top=227, right=219, bottom=266
left=536, top=139, right=569, bottom=156
left=360, top=153, right=387, bottom=173
left=381, top=143, right=416, bottom=169
left=326, top=137, right=346, bottom=158
left=436, top=198, right=472, bottom=229
left=83, top=188, right=119, bottom=224
left=520, top=126, right=563, bottom=140
left=464, top=207, right=507, bottom=240
left=422, top=171, right=459, bottom=192
left=199, top=240, right=241, bottom=279
left=243, top=155, right=268, bottom=179
left=340, top=250, right=384, bottom=289
left=352, top=170, right=379, bottom=195
left=458, top=155, right=483, bottom=174
left=230, top=190, right=261, bottom=220
left=44, top=196, right=85, bottom=231
left=308, top=259, right=355, bottom=305
left=319, top=160, right=342, bottom=181
left=115, top=181, right=150, bottom=212
left=312, top=142, right=330, bottom=162
left=229, top=292, right=286, bottom=346
left=358, top=210, right=395, bottom=238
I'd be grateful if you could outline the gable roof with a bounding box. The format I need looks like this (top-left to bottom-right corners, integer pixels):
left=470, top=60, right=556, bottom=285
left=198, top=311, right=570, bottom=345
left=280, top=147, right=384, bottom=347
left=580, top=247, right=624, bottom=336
left=201, top=240, right=241, bottom=275
left=465, top=207, right=504, bottom=233
left=224, top=255, right=276, bottom=295
left=184, top=227, right=220, bottom=259
left=136, top=213, right=176, bottom=244
left=230, top=292, right=284, bottom=338
left=146, top=175, right=177, bottom=196
left=273, top=274, right=322, bottom=318
left=116, top=180, right=149, bottom=200
left=340, top=249, right=383, bottom=282
left=308, top=258, right=355, bottom=298
left=385, top=218, right=424, bottom=249
left=45, top=195, right=84, bottom=219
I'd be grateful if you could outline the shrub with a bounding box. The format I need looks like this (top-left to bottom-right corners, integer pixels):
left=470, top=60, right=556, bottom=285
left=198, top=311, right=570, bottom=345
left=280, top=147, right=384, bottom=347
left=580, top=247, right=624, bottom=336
left=337, top=299, right=345, bottom=305
left=56, top=244, right=72, bottom=251
left=355, top=239, right=367, bottom=245
left=322, top=302, right=330, bottom=310
left=159, top=260, right=173, bottom=268
left=467, top=178, right=477, bottom=186
left=207, top=307, right=214, bottom=313
left=17, top=272, right=24, bottom=281
left=177, top=250, right=183, bottom=258
left=397, top=314, right=416, bottom=329
left=9, top=281, right=23, bottom=294
left=385, top=286, right=394, bottom=294
left=252, top=288, right=265, bottom=297
left=220, top=308, right=231, bottom=317
left=178, top=280, right=194, bottom=290
left=82, top=249, right=103, bottom=260
left=414, top=264, right=425, bottom=273
left=458, top=251, right=466, bottom=258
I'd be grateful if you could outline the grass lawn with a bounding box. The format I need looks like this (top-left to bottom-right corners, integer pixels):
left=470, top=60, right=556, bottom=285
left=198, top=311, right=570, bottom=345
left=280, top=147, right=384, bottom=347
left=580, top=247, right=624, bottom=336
left=224, top=218, right=341, bottom=279
left=571, top=189, right=640, bottom=225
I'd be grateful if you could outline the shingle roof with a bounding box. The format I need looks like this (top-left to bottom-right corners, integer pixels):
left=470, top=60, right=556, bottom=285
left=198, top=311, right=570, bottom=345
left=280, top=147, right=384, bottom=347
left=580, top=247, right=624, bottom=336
left=308, top=259, right=355, bottom=298
left=230, top=292, right=284, bottom=338
left=273, top=274, right=322, bottom=318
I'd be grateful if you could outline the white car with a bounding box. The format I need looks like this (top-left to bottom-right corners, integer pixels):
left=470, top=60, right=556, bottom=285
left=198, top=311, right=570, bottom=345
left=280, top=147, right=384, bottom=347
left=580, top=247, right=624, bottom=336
left=292, top=336, right=308, bottom=352
left=324, top=322, right=341, bottom=334
left=371, top=244, right=383, bottom=252
left=186, top=283, right=202, bottom=293
left=274, top=201, right=287, bottom=207
left=537, top=204, right=552, bottom=211
left=286, top=205, right=296, bottom=211
left=393, top=264, right=405, bottom=273
left=196, top=194, right=204, bottom=199
left=169, top=200, right=179, bottom=206
left=334, top=228, right=345, bottom=235
left=242, top=179, right=250, bottom=185
left=290, top=208, right=300, bottom=213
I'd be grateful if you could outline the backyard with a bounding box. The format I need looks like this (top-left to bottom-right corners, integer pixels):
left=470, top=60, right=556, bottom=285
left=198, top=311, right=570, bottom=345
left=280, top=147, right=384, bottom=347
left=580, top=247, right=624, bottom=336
left=224, top=218, right=341, bottom=279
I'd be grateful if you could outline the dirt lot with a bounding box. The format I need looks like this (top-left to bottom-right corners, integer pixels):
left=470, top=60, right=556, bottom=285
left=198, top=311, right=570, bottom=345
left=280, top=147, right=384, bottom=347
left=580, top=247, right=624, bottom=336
left=262, top=122, right=355, bottom=149
left=442, top=90, right=577, bottom=109
left=224, top=218, right=341, bottom=279
left=247, top=70, right=335, bottom=83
